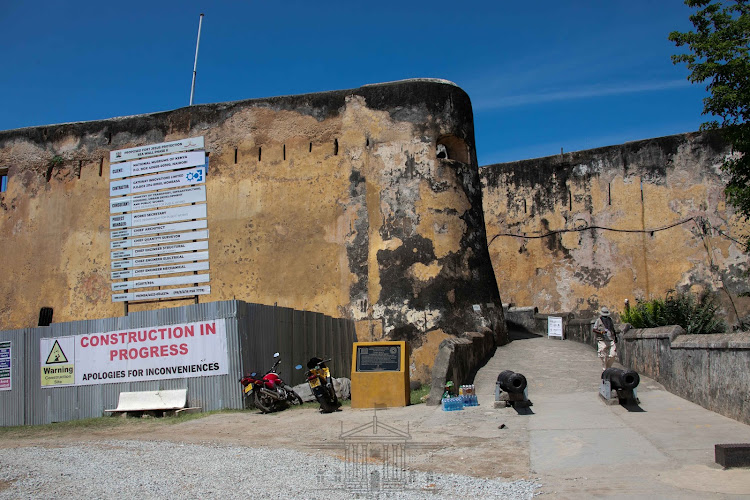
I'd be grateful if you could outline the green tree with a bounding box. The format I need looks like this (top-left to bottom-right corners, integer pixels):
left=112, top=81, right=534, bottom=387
left=669, top=0, right=750, bottom=248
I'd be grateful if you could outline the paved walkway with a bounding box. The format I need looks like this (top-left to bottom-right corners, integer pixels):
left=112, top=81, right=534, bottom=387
left=471, top=330, right=750, bottom=498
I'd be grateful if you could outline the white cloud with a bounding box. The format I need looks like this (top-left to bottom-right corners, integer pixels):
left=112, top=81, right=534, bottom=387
left=473, top=79, right=692, bottom=111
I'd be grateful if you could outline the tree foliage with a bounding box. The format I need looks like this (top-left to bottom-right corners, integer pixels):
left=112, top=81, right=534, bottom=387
left=670, top=0, right=750, bottom=247
left=620, top=290, right=726, bottom=334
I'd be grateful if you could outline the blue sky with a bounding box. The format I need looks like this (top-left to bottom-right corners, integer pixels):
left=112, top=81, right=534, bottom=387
left=1, top=1, right=706, bottom=166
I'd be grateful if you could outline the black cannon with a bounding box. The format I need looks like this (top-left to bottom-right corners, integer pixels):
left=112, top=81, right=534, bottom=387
left=599, top=368, right=640, bottom=405
left=601, top=368, right=640, bottom=391
left=496, top=370, right=528, bottom=394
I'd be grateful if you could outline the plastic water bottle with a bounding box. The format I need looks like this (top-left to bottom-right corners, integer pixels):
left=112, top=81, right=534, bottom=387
left=442, top=396, right=464, bottom=411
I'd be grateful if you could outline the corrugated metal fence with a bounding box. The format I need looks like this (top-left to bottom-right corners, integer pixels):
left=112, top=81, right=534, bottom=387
left=0, top=300, right=356, bottom=427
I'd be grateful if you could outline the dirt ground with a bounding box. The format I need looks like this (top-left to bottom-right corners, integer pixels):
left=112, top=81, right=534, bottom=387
left=0, top=402, right=533, bottom=482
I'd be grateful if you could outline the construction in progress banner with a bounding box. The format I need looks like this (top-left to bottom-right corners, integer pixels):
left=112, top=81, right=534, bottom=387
left=40, top=319, right=228, bottom=387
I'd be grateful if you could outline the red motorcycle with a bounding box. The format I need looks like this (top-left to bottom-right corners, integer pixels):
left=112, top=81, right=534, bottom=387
left=240, top=352, right=303, bottom=413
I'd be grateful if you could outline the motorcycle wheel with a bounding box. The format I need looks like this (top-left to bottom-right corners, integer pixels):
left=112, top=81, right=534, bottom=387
left=316, top=387, right=339, bottom=413
left=317, top=397, right=337, bottom=413
left=327, top=382, right=341, bottom=408
left=288, top=390, right=303, bottom=406
left=254, top=391, right=274, bottom=414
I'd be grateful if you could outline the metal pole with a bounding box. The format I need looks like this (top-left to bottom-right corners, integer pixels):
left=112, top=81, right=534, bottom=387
left=189, top=13, right=204, bottom=106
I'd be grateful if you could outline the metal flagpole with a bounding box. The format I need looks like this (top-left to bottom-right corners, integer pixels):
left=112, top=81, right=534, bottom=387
left=189, top=13, right=204, bottom=106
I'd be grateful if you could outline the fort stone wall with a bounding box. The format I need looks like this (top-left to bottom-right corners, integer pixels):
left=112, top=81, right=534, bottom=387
left=0, top=79, right=506, bottom=382
left=481, top=132, right=750, bottom=326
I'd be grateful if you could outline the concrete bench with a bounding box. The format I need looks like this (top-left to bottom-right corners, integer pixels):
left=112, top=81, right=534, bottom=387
left=715, top=443, right=750, bottom=468
left=105, top=389, right=200, bottom=417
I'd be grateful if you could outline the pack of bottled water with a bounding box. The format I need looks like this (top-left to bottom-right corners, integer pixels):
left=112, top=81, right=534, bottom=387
left=441, top=396, right=464, bottom=411
left=459, top=384, right=479, bottom=406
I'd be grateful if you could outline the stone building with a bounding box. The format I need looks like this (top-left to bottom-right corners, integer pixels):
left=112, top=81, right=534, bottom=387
left=0, top=79, right=505, bottom=383
left=2, top=77, right=748, bottom=387
left=481, top=132, right=750, bottom=326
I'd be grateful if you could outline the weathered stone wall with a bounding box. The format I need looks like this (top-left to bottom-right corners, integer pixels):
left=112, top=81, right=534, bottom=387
left=619, top=327, right=750, bottom=425
left=0, top=79, right=506, bottom=382
left=481, top=132, right=750, bottom=325
left=503, top=305, right=538, bottom=332
left=426, top=329, right=496, bottom=405
left=557, top=318, right=750, bottom=425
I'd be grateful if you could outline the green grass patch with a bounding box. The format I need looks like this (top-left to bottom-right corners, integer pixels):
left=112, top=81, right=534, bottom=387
left=410, top=384, right=431, bottom=405
left=0, top=409, right=235, bottom=437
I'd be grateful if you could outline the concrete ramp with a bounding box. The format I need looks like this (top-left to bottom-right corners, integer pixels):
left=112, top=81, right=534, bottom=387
left=471, top=331, right=750, bottom=498
left=106, top=389, right=188, bottom=413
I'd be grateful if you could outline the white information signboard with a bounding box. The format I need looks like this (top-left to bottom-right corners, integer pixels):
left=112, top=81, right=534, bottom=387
left=548, top=316, right=564, bottom=338
left=109, top=137, right=209, bottom=303
left=110, top=186, right=206, bottom=214
left=111, top=219, right=207, bottom=240
left=40, top=318, right=227, bottom=387
left=111, top=240, right=208, bottom=261
left=110, top=137, right=205, bottom=163
left=112, top=251, right=209, bottom=270
left=110, top=151, right=206, bottom=179
left=111, top=261, right=210, bottom=281
left=110, top=204, right=207, bottom=230
left=112, top=286, right=211, bottom=303
left=110, top=166, right=205, bottom=196
left=112, top=273, right=210, bottom=291
left=111, top=229, right=209, bottom=250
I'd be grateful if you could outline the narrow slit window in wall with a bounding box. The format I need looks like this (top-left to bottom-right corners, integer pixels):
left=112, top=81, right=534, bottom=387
left=568, top=191, right=572, bottom=211
left=234, top=148, right=238, bottom=164
left=523, top=199, right=527, bottom=214
left=258, top=147, right=262, bottom=161
left=608, top=183, right=611, bottom=205
left=283, top=144, right=286, bottom=161
left=334, top=139, right=339, bottom=156
left=309, top=142, right=312, bottom=153
left=38, top=307, right=53, bottom=327
left=99, top=158, right=103, bottom=177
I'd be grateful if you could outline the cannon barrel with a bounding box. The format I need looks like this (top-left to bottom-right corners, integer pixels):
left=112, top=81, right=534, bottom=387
left=497, top=370, right=527, bottom=394
left=602, top=368, right=640, bottom=390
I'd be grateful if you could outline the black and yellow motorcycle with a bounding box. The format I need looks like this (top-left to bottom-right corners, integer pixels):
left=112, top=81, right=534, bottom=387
left=297, top=357, right=341, bottom=413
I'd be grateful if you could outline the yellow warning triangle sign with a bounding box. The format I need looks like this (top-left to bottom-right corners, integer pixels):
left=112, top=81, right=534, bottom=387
left=46, top=340, right=69, bottom=364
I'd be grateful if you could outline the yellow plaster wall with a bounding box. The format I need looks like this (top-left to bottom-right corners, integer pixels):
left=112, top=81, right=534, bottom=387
left=481, top=133, right=750, bottom=324
left=0, top=81, right=503, bottom=366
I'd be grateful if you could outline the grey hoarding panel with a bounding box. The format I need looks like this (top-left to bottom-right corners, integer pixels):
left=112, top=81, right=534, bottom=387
left=315, top=313, right=327, bottom=361
left=274, top=307, right=294, bottom=384
left=303, top=311, right=317, bottom=363
left=1, top=300, right=353, bottom=426
left=291, top=310, right=306, bottom=386
left=0, top=329, right=27, bottom=426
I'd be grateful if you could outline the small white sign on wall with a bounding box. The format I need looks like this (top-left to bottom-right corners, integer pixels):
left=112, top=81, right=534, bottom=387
left=548, top=316, right=563, bottom=338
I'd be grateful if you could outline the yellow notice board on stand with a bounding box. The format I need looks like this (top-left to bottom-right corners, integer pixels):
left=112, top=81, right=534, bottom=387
left=350, top=341, right=410, bottom=408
